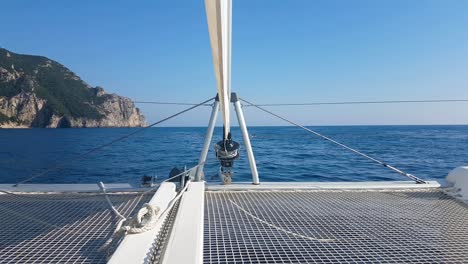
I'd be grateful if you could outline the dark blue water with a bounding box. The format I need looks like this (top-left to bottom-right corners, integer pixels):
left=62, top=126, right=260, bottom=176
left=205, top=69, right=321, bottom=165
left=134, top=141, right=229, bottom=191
left=0, top=126, right=467, bottom=184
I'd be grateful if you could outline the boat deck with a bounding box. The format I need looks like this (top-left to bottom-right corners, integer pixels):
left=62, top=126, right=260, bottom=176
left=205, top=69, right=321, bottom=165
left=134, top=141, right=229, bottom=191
left=0, top=190, right=153, bottom=263
left=204, top=187, right=468, bottom=264
left=2, top=181, right=468, bottom=264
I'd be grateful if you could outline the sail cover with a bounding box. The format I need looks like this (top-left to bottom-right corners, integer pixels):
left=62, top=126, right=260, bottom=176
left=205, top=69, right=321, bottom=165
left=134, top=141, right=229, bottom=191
left=205, top=0, right=232, bottom=139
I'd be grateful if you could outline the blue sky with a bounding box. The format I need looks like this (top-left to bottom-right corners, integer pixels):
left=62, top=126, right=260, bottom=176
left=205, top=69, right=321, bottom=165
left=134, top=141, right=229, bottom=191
left=2, top=0, right=468, bottom=126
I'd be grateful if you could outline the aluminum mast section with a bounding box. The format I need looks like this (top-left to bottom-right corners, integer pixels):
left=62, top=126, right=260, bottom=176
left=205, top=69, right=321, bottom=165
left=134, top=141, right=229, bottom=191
left=205, top=0, right=231, bottom=140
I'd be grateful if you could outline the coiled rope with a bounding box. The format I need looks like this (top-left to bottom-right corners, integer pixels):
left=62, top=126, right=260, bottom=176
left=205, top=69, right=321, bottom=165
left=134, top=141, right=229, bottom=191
left=13, top=97, right=215, bottom=187
left=99, top=165, right=199, bottom=251
left=241, top=98, right=427, bottom=184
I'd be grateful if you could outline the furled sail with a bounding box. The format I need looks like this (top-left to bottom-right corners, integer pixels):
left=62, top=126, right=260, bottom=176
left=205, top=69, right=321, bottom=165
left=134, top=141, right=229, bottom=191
left=205, top=0, right=232, bottom=139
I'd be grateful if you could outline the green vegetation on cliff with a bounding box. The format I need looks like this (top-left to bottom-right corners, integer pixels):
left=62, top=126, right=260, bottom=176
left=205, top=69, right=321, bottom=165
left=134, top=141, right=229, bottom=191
left=0, top=112, right=8, bottom=123
left=0, top=48, right=105, bottom=120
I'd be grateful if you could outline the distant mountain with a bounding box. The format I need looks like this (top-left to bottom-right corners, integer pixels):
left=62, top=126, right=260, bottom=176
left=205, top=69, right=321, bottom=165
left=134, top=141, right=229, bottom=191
left=0, top=48, right=146, bottom=128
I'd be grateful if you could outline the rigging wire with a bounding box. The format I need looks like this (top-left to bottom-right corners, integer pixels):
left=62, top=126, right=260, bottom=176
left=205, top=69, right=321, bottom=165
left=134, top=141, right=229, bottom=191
left=12, top=97, right=215, bottom=187
left=241, top=99, right=468, bottom=107
left=133, top=99, right=468, bottom=107
left=240, top=97, right=427, bottom=184
left=135, top=101, right=213, bottom=106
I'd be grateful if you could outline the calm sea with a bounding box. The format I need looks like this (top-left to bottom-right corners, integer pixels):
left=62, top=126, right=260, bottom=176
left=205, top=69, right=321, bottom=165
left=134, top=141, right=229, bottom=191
left=0, top=126, right=467, bottom=184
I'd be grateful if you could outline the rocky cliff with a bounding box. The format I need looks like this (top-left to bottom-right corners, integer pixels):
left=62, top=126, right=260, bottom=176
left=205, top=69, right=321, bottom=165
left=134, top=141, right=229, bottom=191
left=0, top=48, right=146, bottom=128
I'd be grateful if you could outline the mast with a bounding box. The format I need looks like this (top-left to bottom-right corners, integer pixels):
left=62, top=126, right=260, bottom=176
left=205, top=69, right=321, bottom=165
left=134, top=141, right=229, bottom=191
left=205, top=0, right=232, bottom=140
left=203, top=0, right=259, bottom=184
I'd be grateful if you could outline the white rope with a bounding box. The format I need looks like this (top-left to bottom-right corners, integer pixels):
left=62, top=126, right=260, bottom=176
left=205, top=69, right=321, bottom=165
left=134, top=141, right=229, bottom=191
left=99, top=202, right=161, bottom=252
left=98, top=162, right=203, bottom=224
left=98, top=166, right=196, bottom=252
left=228, top=199, right=336, bottom=242
left=98, top=182, right=126, bottom=220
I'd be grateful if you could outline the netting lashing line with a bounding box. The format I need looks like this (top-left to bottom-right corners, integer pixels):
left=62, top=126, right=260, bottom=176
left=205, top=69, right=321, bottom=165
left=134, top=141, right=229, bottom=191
left=240, top=98, right=427, bottom=184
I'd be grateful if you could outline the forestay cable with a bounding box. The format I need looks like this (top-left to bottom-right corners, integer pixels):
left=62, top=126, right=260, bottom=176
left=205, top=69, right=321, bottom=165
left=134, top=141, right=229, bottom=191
left=241, top=98, right=427, bottom=184
left=13, top=97, right=215, bottom=186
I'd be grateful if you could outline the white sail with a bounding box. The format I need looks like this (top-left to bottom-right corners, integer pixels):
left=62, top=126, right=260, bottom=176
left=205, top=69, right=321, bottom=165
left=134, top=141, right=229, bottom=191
left=205, top=0, right=232, bottom=139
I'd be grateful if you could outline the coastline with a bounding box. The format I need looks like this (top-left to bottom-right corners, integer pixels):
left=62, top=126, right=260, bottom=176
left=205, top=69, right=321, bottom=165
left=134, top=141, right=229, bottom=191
left=2, top=124, right=468, bottom=129
left=0, top=122, right=29, bottom=129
